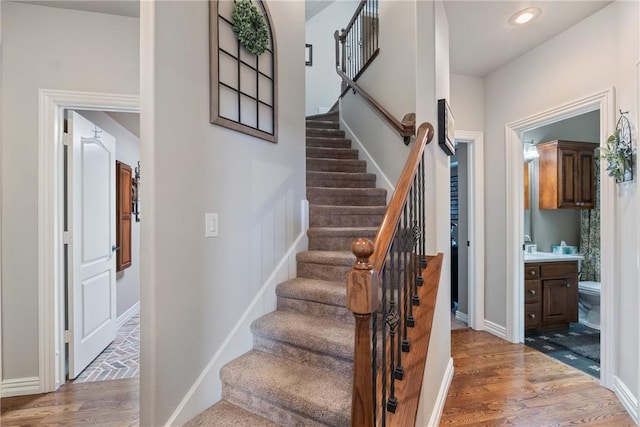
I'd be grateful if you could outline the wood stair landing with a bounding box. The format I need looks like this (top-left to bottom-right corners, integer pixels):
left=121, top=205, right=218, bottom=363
left=185, top=111, right=388, bottom=427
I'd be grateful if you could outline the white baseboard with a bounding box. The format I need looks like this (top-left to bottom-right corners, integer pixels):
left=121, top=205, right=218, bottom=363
left=1, top=377, right=40, bottom=398
left=455, top=311, right=468, bottom=324
left=165, top=201, right=309, bottom=427
left=340, top=119, right=395, bottom=197
left=117, top=301, right=140, bottom=329
left=614, top=375, right=639, bottom=424
left=484, top=319, right=507, bottom=340
left=426, top=357, right=454, bottom=427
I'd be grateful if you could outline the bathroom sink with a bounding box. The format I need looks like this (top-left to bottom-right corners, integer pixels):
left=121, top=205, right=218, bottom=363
left=524, top=251, right=584, bottom=263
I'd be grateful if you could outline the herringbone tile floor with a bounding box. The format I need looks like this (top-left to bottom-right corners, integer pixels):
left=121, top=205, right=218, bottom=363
left=72, top=313, right=140, bottom=383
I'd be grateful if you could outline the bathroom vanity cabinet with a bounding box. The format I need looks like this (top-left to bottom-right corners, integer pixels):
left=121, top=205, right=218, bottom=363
left=537, top=140, right=598, bottom=209
left=524, top=260, right=578, bottom=330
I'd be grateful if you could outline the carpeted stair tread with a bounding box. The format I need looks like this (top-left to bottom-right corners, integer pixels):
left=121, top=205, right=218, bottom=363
left=306, top=128, right=346, bottom=138
left=307, top=171, right=376, bottom=188
left=184, top=400, right=279, bottom=427
left=306, top=137, right=352, bottom=149
left=307, top=158, right=367, bottom=173
left=306, top=111, right=339, bottom=122
left=306, top=147, right=359, bottom=160
left=251, top=311, right=354, bottom=360
left=307, top=226, right=378, bottom=251
left=221, top=350, right=351, bottom=427
left=306, top=120, right=340, bottom=129
left=297, top=250, right=355, bottom=266
left=276, top=277, right=346, bottom=307
left=307, top=187, right=387, bottom=206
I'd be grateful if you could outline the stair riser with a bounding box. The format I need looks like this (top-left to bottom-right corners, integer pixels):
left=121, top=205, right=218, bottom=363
left=277, top=297, right=354, bottom=325
left=305, top=120, right=340, bottom=129
left=306, top=149, right=359, bottom=160
left=310, top=212, right=385, bottom=227
left=308, top=234, right=377, bottom=251
left=307, top=194, right=387, bottom=206
left=306, top=128, right=345, bottom=138
left=222, top=386, right=331, bottom=427
left=253, top=336, right=352, bottom=377
left=306, top=138, right=351, bottom=149
left=307, top=160, right=366, bottom=173
left=297, top=261, right=352, bottom=282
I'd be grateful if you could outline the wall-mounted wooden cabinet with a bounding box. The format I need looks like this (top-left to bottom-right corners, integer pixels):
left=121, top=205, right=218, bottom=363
left=116, top=161, right=132, bottom=271
left=537, top=140, right=598, bottom=209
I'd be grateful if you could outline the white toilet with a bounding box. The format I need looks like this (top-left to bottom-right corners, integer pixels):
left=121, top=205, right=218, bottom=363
left=578, top=281, right=601, bottom=330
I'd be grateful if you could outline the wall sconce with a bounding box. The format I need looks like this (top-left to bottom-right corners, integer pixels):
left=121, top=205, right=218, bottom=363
left=523, top=141, right=539, bottom=162
left=132, top=161, right=140, bottom=222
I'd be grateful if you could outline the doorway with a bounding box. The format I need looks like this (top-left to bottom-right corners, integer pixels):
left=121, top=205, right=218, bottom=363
left=520, top=110, right=602, bottom=378
left=38, top=90, right=140, bottom=392
left=64, top=109, right=141, bottom=384
left=451, top=130, right=485, bottom=331
left=503, top=88, right=615, bottom=388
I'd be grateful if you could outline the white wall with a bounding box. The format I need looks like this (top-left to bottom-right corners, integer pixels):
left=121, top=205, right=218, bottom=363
left=450, top=73, right=484, bottom=132
left=305, top=0, right=358, bottom=115
left=78, top=110, right=141, bottom=319
left=139, top=1, right=306, bottom=424
left=0, top=2, right=139, bottom=382
left=484, top=0, right=639, bottom=409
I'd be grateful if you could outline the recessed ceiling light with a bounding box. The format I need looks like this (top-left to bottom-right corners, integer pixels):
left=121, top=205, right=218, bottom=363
left=509, top=7, right=541, bottom=25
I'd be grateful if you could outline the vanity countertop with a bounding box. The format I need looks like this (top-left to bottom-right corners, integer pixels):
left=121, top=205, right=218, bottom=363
left=524, top=251, right=584, bottom=263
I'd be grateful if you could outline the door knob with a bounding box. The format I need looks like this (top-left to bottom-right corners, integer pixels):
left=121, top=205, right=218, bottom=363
left=528, top=314, right=536, bottom=319
left=528, top=289, right=536, bottom=295
left=112, top=245, right=120, bottom=252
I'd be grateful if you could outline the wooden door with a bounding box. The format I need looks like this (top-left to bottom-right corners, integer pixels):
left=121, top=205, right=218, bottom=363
left=116, top=161, right=132, bottom=271
left=67, top=111, right=117, bottom=379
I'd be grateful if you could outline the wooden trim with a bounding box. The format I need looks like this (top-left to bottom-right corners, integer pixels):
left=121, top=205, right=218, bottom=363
left=371, top=123, right=434, bottom=273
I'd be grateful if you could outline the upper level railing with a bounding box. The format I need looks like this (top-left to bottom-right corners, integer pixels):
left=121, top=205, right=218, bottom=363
left=334, top=1, right=415, bottom=145
left=347, top=122, right=443, bottom=426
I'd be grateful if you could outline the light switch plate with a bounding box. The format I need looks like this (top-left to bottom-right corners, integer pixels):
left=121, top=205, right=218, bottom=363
left=205, top=213, right=218, bottom=237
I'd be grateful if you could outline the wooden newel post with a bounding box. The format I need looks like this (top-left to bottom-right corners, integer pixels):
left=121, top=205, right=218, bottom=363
left=347, top=238, right=379, bottom=427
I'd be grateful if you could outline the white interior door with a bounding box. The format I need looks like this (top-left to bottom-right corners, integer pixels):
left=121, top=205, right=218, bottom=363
left=67, top=111, right=117, bottom=379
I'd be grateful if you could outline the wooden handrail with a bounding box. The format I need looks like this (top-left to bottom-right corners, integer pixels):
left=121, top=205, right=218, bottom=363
left=371, top=122, right=434, bottom=272
left=334, top=32, right=416, bottom=144
left=343, top=0, right=369, bottom=36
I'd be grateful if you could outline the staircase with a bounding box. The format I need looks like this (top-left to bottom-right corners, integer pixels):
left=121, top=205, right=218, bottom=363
left=186, top=111, right=387, bottom=426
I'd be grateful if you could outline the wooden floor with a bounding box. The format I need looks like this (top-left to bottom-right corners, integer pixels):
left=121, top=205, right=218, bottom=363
left=1, top=331, right=634, bottom=426
left=0, top=378, right=139, bottom=426
left=441, top=329, right=635, bottom=426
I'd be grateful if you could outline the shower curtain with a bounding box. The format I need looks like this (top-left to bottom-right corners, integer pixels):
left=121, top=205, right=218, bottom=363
left=579, top=160, right=600, bottom=282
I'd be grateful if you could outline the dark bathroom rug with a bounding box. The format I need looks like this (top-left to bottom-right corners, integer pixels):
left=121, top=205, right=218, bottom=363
left=525, top=323, right=600, bottom=378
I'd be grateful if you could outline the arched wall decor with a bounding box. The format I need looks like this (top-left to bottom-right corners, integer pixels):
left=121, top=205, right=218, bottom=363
left=210, top=0, right=278, bottom=143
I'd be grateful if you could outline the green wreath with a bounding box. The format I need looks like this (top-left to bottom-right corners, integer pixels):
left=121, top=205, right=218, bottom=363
left=232, top=0, right=269, bottom=56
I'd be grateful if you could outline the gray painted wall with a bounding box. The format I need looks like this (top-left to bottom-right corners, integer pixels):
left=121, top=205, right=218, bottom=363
left=484, top=1, right=638, bottom=399
left=1, top=1, right=139, bottom=381
left=139, top=1, right=306, bottom=424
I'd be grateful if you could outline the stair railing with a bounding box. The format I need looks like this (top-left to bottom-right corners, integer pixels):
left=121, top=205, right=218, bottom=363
left=347, top=122, right=440, bottom=426
left=334, top=1, right=415, bottom=145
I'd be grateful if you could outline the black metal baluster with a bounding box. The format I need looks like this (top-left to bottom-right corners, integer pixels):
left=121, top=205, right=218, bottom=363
left=401, top=202, right=410, bottom=353
left=420, top=157, right=427, bottom=270
left=412, top=176, right=421, bottom=307
left=407, top=180, right=416, bottom=327
left=372, top=307, right=378, bottom=426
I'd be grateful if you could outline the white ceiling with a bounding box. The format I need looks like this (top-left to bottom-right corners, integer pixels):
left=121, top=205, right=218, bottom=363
left=445, top=1, right=612, bottom=77
left=16, top=0, right=139, bottom=18
left=13, top=0, right=612, bottom=77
